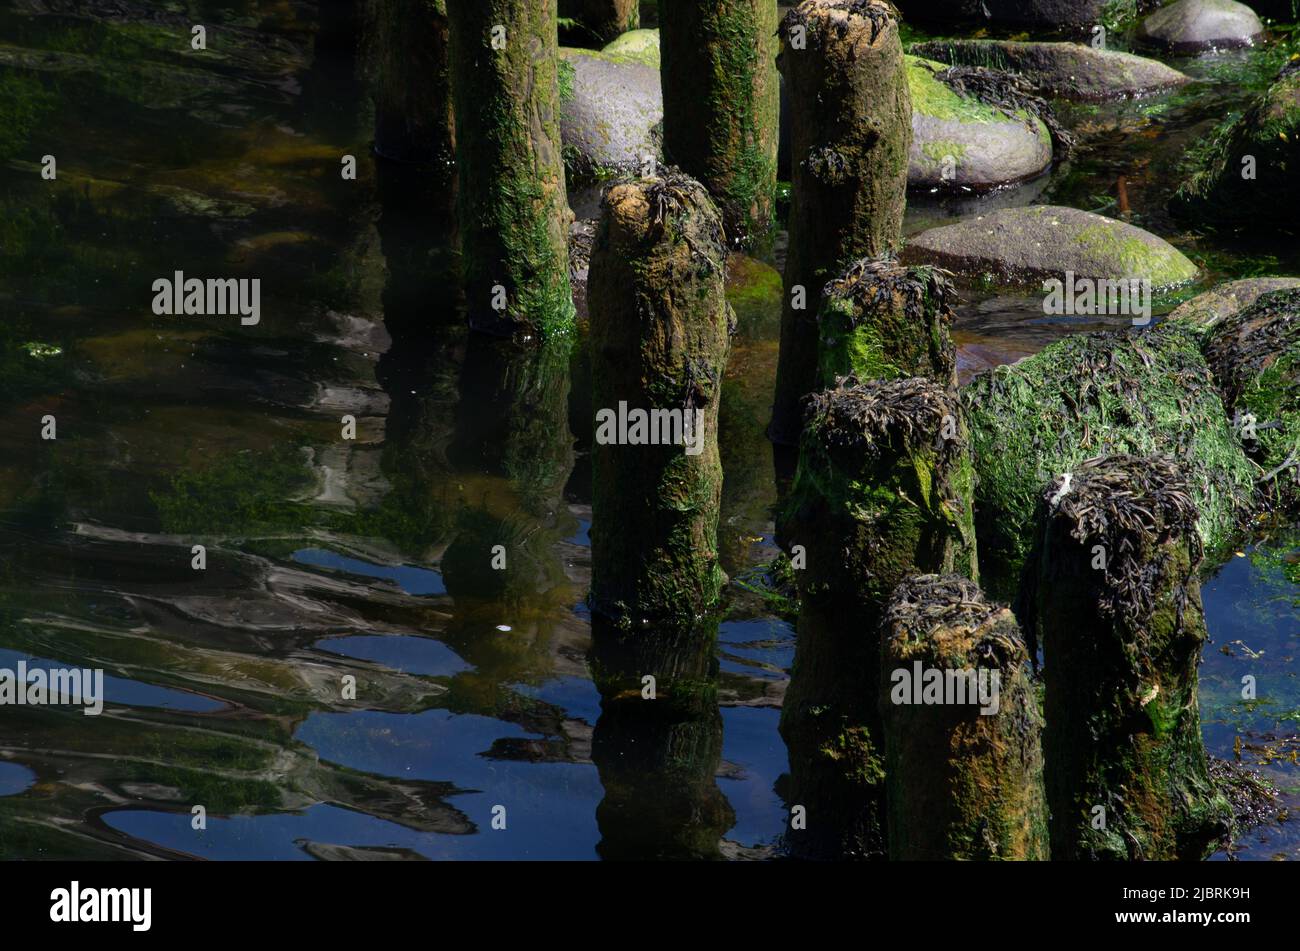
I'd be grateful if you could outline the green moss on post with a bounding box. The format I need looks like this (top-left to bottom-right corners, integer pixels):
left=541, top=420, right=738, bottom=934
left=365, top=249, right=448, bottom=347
left=880, top=574, right=1047, bottom=860
left=962, top=324, right=1256, bottom=603
left=779, top=377, right=978, bottom=859
left=588, top=172, right=734, bottom=628
left=816, top=257, right=958, bottom=389
left=367, top=0, right=455, bottom=168
left=1027, top=455, right=1233, bottom=860
left=559, top=0, right=639, bottom=44
left=659, top=1, right=780, bottom=247
left=1202, top=288, right=1300, bottom=515
left=769, top=0, right=912, bottom=445
left=446, top=0, right=575, bottom=339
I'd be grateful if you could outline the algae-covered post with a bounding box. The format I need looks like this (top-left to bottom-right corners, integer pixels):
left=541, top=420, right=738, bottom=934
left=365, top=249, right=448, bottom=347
left=367, top=0, right=455, bottom=169
left=445, top=0, right=575, bottom=339
left=815, top=257, right=958, bottom=389
left=588, top=618, right=733, bottom=859
left=1027, top=455, right=1233, bottom=860
left=780, top=377, right=977, bottom=858
left=587, top=173, right=734, bottom=629
left=880, top=574, right=1047, bottom=860
left=769, top=0, right=912, bottom=446
left=559, top=0, right=639, bottom=44
left=659, top=0, right=780, bottom=247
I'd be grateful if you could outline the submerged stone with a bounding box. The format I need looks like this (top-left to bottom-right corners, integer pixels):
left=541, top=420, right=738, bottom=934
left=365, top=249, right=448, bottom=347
left=903, top=205, right=1198, bottom=291
left=1169, top=277, right=1300, bottom=328
left=1138, top=0, right=1266, bottom=52
left=906, top=57, right=1053, bottom=190
left=559, top=47, right=662, bottom=179
left=909, top=39, right=1191, bottom=101
left=961, top=323, right=1256, bottom=601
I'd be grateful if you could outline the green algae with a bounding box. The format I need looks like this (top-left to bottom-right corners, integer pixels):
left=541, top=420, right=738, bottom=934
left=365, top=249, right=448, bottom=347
left=962, top=324, right=1256, bottom=602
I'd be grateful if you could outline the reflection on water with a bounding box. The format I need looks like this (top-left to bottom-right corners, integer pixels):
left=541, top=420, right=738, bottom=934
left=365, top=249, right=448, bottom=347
left=0, top=1, right=1294, bottom=860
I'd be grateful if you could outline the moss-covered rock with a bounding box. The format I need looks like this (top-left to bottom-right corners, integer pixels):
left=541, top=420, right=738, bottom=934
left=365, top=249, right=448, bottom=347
left=962, top=323, right=1256, bottom=601
left=601, top=28, right=660, bottom=68
left=906, top=57, right=1053, bottom=190
left=1202, top=288, right=1300, bottom=513
left=1168, top=277, right=1300, bottom=328
left=904, top=205, right=1199, bottom=291
left=909, top=39, right=1191, bottom=102
left=1173, top=63, right=1300, bottom=228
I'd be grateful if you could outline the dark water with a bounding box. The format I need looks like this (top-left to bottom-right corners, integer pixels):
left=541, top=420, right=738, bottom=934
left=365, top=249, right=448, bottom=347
left=0, top=1, right=1295, bottom=860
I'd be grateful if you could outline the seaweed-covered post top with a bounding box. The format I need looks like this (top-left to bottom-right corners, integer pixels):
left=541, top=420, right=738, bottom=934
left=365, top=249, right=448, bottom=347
left=1202, top=287, right=1300, bottom=514
left=1027, top=454, right=1232, bottom=860
left=816, top=256, right=959, bottom=389
left=769, top=0, right=912, bottom=445
left=587, top=172, right=734, bottom=630
left=880, top=574, right=1047, bottom=861
left=779, top=376, right=978, bottom=859
left=368, top=0, right=455, bottom=169
left=659, top=0, right=780, bottom=247
left=445, top=0, right=575, bottom=340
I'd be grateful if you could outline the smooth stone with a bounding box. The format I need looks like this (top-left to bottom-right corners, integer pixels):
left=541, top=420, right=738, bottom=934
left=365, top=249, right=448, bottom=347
left=909, top=40, right=1192, bottom=101
left=1138, top=0, right=1266, bottom=52
left=902, top=205, right=1199, bottom=290
left=907, top=57, right=1052, bottom=190
left=1168, top=277, right=1300, bottom=328
left=559, top=47, right=662, bottom=178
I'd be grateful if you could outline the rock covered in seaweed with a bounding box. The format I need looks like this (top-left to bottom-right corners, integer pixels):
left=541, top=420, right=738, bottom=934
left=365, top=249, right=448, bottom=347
left=909, top=39, right=1191, bottom=102
left=1025, top=454, right=1234, bottom=860
left=1173, top=60, right=1300, bottom=228
left=906, top=57, right=1059, bottom=190
left=903, top=205, right=1198, bottom=291
left=1138, top=0, right=1266, bottom=52
left=1202, top=288, right=1300, bottom=511
left=961, top=323, right=1256, bottom=601
left=880, top=573, right=1047, bottom=861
